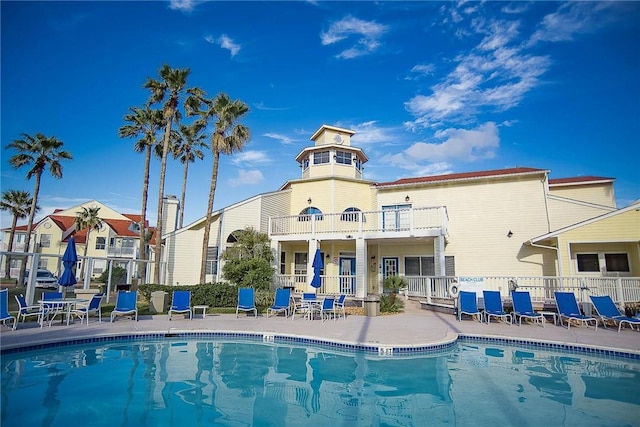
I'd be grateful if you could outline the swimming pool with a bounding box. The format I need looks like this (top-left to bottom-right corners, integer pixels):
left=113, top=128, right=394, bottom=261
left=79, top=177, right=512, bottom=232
left=2, top=336, right=638, bottom=426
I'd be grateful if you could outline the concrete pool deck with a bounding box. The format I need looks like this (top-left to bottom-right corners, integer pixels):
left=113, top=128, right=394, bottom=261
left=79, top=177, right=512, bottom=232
left=2, top=300, right=639, bottom=354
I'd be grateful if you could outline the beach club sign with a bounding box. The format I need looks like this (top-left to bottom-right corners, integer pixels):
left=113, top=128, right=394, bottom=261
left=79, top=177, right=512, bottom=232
left=457, top=277, right=485, bottom=296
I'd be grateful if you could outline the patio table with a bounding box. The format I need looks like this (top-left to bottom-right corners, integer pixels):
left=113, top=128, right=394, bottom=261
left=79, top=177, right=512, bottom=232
left=38, top=298, right=88, bottom=326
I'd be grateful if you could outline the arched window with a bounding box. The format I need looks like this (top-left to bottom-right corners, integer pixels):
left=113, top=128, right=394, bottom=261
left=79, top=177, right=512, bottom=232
left=226, top=230, right=244, bottom=243
left=298, top=207, right=323, bottom=221
left=341, top=207, right=365, bottom=222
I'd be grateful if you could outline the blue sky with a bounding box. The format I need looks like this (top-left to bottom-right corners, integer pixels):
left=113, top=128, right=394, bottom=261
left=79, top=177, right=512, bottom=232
left=2, top=1, right=639, bottom=232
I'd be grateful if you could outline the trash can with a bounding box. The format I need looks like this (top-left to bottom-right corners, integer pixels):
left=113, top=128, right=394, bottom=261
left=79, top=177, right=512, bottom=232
left=150, top=291, right=168, bottom=314
left=364, top=295, right=380, bottom=317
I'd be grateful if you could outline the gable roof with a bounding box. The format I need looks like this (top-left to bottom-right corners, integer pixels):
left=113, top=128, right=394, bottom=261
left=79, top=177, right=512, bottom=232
left=376, top=167, right=548, bottom=188
left=548, top=176, right=615, bottom=186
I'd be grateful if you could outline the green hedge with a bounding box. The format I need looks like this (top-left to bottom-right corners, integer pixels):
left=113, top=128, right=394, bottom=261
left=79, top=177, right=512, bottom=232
left=138, top=283, right=275, bottom=309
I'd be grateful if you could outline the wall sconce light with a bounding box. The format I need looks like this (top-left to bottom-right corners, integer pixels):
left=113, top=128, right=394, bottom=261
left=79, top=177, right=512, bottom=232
left=370, top=255, right=376, bottom=260
left=307, top=197, right=312, bottom=204
left=507, top=230, right=513, bottom=238
left=405, top=195, right=410, bottom=202
left=326, top=253, right=330, bottom=258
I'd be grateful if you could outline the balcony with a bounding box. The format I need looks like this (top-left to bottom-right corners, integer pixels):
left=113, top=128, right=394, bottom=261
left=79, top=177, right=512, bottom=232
left=107, top=246, right=136, bottom=258
left=269, top=206, right=448, bottom=240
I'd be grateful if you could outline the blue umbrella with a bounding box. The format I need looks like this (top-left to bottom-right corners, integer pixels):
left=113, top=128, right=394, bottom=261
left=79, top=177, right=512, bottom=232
left=310, top=249, right=323, bottom=289
left=58, top=236, right=78, bottom=288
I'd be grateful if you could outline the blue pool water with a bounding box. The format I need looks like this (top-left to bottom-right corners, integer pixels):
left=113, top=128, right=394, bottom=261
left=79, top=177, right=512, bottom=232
left=2, top=338, right=639, bottom=426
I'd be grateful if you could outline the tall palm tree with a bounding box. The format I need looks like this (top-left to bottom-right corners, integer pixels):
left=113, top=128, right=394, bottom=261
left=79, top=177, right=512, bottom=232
left=143, top=63, right=201, bottom=283
left=193, top=93, right=250, bottom=284
left=0, top=190, right=38, bottom=280
left=74, top=206, right=103, bottom=280
left=6, top=133, right=72, bottom=284
left=118, top=105, right=164, bottom=265
left=172, top=123, right=208, bottom=229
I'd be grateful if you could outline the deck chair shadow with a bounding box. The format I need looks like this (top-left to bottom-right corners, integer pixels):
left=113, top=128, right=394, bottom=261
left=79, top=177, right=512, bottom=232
left=267, top=288, right=292, bottom=318
left=110, top=290, right=138, bottom=322
left=236, top=288, right=257, bottom=318
left=511, top=291, right=545, bottom=327
left=554, top=292, right=597, bottom=330
left=589, top=295, right=638, bottom=332
left=15, top=293, right=44, bottom=328
left=458, top=291, right=482, bottom=322
left=72, top=293, right=104, bottom=325
left=168, top=290, right=192, bottom=320
left=483, top=290, right=512, bottom=324
left=0, top=289, right=16, bottom=330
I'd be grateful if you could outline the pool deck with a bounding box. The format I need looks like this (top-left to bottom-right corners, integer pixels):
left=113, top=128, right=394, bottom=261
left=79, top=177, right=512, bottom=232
left=2, top=299, right=639, bottom=354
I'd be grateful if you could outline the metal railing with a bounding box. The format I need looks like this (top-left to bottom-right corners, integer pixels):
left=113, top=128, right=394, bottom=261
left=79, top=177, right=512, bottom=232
left=273, top=274, right=357, bottom=296
left=269, top=206, right=448, bottom=238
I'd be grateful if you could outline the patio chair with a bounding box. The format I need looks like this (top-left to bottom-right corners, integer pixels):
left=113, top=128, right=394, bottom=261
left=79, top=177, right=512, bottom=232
left=71, top=293, right=104, bottom=325
left=267, top=288, right=292, bottom=318
left=0, top=289, right=16, bottom=330
left=168, top=290, right=192, bottom=320
left=511, top=291, right=545, bottom=327
left=15, top=293, right=45, bottom=328
left=589, top=295, right=640, bottom=332
left=110, top=290, right=138, bottom=322
left=554, top=291, right=597, bottom=330
left=41, top=292, right=65, bottom=327
left=334, top=294, right=347, bottom=319
left=312, top=296, right=336, bottom=322
left=483, top=290, right=512, bottom=324
left=236, top=287, right=257, bottom=318
left=457, top=291, right=482, bottom=322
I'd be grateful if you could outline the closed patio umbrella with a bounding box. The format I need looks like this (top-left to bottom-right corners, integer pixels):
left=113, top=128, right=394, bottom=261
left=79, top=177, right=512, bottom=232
left=58, top=236, right=78, bottom=291
left=310, top=249, right=323, bottom=289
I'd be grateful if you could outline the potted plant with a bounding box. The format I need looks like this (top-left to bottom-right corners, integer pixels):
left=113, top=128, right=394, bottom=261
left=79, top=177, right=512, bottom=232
left=383, top=275, right=407, bottom=305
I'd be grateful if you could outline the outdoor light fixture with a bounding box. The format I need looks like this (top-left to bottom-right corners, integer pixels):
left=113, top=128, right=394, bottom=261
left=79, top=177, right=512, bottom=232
left=326, top=253, right=330, bottom=258
left=405, top=195, right=410, bottom=202
left=371, top=255, right=376, bottom=260
left=307, top=197, right=312, bottom=204
left=507, top=230, right=513, bottom=238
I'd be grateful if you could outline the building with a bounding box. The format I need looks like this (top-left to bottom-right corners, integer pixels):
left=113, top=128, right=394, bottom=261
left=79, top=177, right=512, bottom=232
left=162, top=125, right=640, bottom=297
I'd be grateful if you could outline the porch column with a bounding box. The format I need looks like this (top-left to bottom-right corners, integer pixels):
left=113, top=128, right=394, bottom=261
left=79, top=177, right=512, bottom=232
left=271, top=239, right=281, bottom=289
left=355, top=238, right=367, bottom=298
left=434, top=235, right=446, bottom=276
left=307, top=239, right=319, bottom=293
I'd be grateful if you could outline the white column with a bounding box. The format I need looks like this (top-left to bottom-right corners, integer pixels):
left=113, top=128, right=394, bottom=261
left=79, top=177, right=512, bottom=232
left=355, top=238, right=367, bottom=298
left=434, top=235, right=446, bottom=276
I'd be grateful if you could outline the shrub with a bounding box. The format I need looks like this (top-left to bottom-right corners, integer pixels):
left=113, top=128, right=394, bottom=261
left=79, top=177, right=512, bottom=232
left=96, top=266, right=127, bottom=286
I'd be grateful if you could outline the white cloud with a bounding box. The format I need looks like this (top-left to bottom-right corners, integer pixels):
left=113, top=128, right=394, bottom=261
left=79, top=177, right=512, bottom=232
left=228, top=170, right=264, bottom=187
left=320, top=16, right=389, bottom=59
left=349, top=121, right=402, bottom=146
left=205, top=34, right=241, bottom=57
left=168, top=0, right=199, bottom=12
left=406, top=64, right=436, bottom=80
left=263, top=133, right=297, bottom=145
left=231, top=151, right=270, bottom=165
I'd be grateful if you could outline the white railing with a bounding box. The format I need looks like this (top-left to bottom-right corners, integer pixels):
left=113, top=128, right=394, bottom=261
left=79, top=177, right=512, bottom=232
left=273, top=274, right=356, bottom=296
left=107, top=246, right=136, bottom=257
left=269, top=206, right=447, bottom=238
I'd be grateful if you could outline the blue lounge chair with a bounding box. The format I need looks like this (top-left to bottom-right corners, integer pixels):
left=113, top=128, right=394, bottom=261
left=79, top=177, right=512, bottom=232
left=458, top=291, right=482, bottom=322
left=168, top=290, right=192, bottom=320
left=554, top=291, right=597, bottom=330
left=110, top=290, right=138, bottom=322
left=589, top=295, right=639, bottom=332
left=267, top=288, right=292, bottom=318
left=41, top=291, right=65, bottom=326
left=72, top=293, right=104, bottom=325
left=236, top=287, right=257, bottom=318
left=511, top=291, right=545, bottom=327
left=15, top=293, right=45, bottom=328
left=0, top=289, right=16, bottom=330
left=483, top=290, right=512, bottom=324
left=315, top=296, right=336, bottom=321
left=334, top=294, right=346, bottom=319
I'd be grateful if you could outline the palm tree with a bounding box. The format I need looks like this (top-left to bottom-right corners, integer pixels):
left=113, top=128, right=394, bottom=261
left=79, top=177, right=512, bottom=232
left=0, top=190, right=38, bottom=280
left=74, top=206, right=103, bottom=280
left=118, top=105, right=164, bottom=266
left=172, top=123, right=208, bottom=229
left=6, top=133, right=72, bottom=284
left=193, top=93, right=250, bottom=284
left=143, top=63, right=201, bottom=283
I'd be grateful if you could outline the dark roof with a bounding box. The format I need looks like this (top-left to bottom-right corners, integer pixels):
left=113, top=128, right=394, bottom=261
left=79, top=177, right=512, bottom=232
left=376, top=167, right=547, bottom=188
left=548, top=176, right=614, bottom=185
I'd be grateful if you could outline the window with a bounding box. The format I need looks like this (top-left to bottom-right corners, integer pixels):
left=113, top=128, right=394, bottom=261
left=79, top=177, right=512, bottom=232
left=122, top=238, right=134, bottom=248
left=206, top=246, right=218, bottom=275
left=294, top=252, right=308, bottom=283
left=303, top=158, right=309, bottom=169
left=40, top=234, right=51, bottom=248
left=313, top=151, right=330, bottom=165
left=341, top=207, right=365, bottom=222
left=576, top=253, right=630, bottom=273
left=335, top=150, right=352, bottom=165
left=280, top=251, right=286, bottom=274
left=354, top=158, right=362, bottom=171
left=404, top=256, right=455, bottom=276
left=227, top=230, right=243, bottom=243
left=95, top=237, right=106, bottom=250
left=298, top=207, right=323, bottom=221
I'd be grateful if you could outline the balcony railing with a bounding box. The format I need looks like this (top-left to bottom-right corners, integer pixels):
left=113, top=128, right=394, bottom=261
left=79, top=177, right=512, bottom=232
left=269, top=206, right=448, bottom=238
left=107, top=246, right=136, bottom=257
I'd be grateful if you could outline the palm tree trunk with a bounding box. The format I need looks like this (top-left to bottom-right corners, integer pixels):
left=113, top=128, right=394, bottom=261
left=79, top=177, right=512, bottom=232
left=153, top=115, right=173, bottom=283
left=199, top=149, right=220, bottom=284
left=139, top=145, right=152, bottom=265
left=179, top=160, right=188, bottom=229
left=81, top=229, right=91, bottom=280
left=19, top=172, right=42, bottom=285
left=4, top=215, right=18, bottom=279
